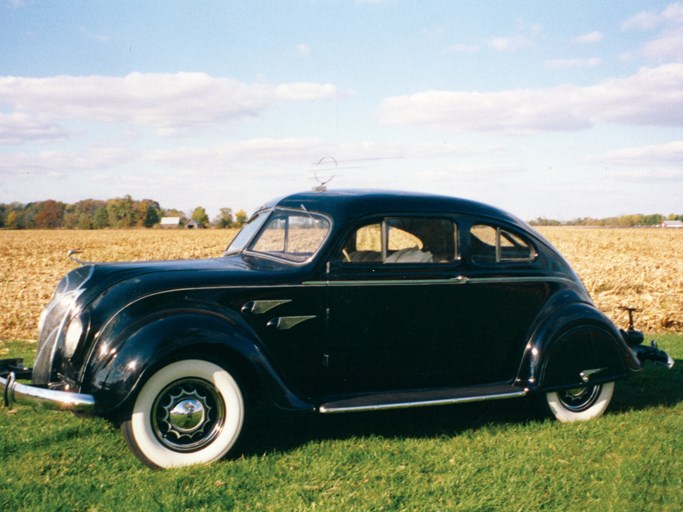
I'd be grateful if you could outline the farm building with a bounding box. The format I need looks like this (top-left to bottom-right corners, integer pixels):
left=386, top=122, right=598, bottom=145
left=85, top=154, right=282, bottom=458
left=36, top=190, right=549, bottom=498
left=160, top=217, right=181, bottom=228
left=185, top=220, right=203, bottom=229
left=658, top=220, right=683, bottom=228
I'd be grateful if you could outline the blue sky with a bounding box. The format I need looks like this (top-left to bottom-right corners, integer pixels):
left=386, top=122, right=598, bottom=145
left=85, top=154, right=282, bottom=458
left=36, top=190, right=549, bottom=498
left=1, top=1, right=681, bottom=220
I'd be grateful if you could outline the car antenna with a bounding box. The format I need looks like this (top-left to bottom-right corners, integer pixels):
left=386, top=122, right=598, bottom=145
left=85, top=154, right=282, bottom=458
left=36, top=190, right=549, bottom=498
left=310, top=154, right=404, bottom=191
left=312, top=156, right=338, bottom=191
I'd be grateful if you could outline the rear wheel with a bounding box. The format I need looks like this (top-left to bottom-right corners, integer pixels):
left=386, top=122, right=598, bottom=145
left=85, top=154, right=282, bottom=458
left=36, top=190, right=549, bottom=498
left=121, top=359, right=245, bottom=469
left=545, top=381, right=615, bottom=423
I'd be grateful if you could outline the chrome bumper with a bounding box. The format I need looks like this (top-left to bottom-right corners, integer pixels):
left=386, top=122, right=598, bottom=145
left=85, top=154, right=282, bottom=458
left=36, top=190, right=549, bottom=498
left=1, top=359, right=95, bottom=412
left=632, top=341, right=675, bottom=369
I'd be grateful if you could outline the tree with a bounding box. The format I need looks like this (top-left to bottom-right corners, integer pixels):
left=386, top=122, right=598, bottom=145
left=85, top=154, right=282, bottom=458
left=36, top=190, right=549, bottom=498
left=5, top=210, right=19, bottom=229
left=138, top=199, right=161, bottom=228
left=34, top=200, right=65, bottom=228
left=214, top=208, right=234, bottom=228
left=107, top=195, right=136, bottom=228
left=235, top=209, right=248, bottom=227
left=191, top=206, right=210, bottom=228
left=63, top=199, right=108, bottom=229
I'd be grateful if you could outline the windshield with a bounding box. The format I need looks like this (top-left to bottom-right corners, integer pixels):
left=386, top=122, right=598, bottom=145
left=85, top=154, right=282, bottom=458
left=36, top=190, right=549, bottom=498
left=225, top=209, right=270, bottom=256
left=247, top=209, right=331, bottom=263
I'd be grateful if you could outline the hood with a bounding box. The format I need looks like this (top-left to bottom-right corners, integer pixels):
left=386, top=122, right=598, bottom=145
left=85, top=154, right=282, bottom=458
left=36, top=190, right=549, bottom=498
left=55, top=254, right=304, bottom=309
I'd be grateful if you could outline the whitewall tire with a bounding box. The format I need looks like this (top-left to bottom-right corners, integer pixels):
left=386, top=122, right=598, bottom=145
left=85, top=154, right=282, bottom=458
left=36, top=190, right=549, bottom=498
left=545, top=381, right=615, bottom=423
left=121, top=359, right=245, bottom=469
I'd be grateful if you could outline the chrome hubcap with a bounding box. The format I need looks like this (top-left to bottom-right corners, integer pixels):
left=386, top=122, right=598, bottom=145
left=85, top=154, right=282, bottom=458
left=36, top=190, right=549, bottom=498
left=168, top=394, right=207, bottom=433
left=152, top=378, right=225, bottom=452
left=558, top=384, right=601, bottom=412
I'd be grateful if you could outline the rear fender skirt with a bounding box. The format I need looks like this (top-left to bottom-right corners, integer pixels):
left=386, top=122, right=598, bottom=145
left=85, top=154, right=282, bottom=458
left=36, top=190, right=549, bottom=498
left=516, top=303, right=640, bottom=391
left=84, top=312, right=312, bottom=414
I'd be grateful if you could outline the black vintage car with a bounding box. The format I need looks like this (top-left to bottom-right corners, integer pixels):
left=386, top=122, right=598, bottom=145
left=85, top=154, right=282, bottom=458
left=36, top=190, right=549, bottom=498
left=1, top=190, right=673, bottom=468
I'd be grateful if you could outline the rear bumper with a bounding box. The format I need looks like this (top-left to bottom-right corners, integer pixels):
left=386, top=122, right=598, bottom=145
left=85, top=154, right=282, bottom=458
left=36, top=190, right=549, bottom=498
left=1, top=359, right=95, bottom=412
left=632, top=341, right=675, bottom=369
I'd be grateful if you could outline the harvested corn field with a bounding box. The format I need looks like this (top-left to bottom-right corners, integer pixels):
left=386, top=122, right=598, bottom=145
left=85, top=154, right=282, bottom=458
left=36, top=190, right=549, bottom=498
left=0, top=227, right=681, bottom=342
left=537, top=226, right=682, bottom=334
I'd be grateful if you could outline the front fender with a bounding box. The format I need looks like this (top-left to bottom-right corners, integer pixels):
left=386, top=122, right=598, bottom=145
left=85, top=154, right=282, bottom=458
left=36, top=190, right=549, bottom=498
left=516, top=302, right=641, bottom=392
left=84, top=311, right=312, bottom=414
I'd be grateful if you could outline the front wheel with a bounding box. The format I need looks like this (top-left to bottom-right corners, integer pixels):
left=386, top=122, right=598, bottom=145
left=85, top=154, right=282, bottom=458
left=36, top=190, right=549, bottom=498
left=121, top=359, right=245, bottom=469
left=545, top=381, right=615, bottom=423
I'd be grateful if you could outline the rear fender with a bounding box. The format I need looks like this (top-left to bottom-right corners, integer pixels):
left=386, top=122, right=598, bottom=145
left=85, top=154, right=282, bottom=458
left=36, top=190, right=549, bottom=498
left=516, top=303, right=640, bottom=392
left=84, top=311, right=312, bottom=414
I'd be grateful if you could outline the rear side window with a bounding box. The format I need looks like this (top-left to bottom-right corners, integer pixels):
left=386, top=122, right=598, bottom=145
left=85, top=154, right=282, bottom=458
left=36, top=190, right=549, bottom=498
left=470, top=224, right=536, bottom=264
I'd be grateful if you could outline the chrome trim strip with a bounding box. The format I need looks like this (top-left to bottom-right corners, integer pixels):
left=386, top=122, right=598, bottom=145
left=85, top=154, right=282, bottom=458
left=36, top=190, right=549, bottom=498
left=242, top=299, right=292, bottom=315
left=318, top=389, right=527, bottom=414
left=1, top=372, right=96, bottom=412
left=303, top=276, right=574, bottom=287
left=267, top=315, right=317, bottom=330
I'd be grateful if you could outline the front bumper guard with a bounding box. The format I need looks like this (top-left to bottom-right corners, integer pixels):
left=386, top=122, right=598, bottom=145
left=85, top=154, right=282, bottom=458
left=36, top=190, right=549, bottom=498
left=1, top=359, right=95, bottom=412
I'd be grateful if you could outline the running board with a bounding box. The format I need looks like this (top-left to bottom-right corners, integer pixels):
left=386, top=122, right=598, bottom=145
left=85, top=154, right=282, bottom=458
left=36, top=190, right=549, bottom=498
left=318, top=384, right=528, bottom=414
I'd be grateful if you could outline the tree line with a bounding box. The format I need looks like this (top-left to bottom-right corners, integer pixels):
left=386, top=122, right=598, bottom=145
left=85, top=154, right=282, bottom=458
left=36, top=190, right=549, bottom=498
left=2, top=196, right=680, bottom=230
left=529, top=213, right=683, bottom=227
left=0, top=196, right=248, bottom=230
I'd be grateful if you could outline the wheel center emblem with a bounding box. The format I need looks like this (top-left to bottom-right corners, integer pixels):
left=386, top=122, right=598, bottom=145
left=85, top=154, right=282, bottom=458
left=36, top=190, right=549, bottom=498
left=169, top=398, right=206, bottom=432
left=159, top=388, right=212, bottom=439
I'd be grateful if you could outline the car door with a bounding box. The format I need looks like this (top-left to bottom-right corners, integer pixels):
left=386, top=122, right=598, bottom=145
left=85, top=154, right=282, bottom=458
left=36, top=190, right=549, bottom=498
left=324, top=216, right=468, bottom=394
left=233, top=208, right=331, bottom=399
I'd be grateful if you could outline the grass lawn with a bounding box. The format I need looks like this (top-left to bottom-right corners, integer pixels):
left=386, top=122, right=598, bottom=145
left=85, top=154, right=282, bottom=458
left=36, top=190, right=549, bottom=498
left=1, top=334, right=682, bottom=511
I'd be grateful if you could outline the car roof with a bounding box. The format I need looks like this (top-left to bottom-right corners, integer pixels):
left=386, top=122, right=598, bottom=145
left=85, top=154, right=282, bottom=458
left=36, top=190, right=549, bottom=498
left=268, top=189, right=530, bottom=231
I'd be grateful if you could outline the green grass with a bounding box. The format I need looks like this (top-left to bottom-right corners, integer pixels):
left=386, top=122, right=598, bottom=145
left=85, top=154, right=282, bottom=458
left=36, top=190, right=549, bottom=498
left=2, top=335, right=682, bottom=511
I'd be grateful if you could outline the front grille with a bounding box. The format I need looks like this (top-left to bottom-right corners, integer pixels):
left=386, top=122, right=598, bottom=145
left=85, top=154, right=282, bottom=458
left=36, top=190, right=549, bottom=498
left=32, top=295, right=76, bottom=385
left=32, top=266, right=94, bottom=386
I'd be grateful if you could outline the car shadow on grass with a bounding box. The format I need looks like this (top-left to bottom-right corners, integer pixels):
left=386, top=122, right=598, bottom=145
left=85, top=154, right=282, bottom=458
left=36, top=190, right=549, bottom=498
left=238, top=359, right=683, bottom=458
left=611, top=358, right=683, bottom=412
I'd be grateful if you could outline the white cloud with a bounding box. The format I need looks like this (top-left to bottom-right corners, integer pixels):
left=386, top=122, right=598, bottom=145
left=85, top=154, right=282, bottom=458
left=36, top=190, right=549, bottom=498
left=296, top=43, right=311, bottom=57
left=0, top=145, right=136, bottom=176
left=545, top=57, right=602, bottom=69
left=0, top=73, right=346, bottom=139
left=593, top=140, right=683, bottom=167
left=0, top=112, right=70, bottom=144
left=571, top=31, right=604, bottom=44
left=488, top=36, right=529, bottom=52
left=378, top=64, right=683, bottom=133
left=622, top=2, right=683, bottom=61
left=0, top=137, right=510, bottom=183
left=622, top=11, right=662, bottom=31
left=140, top=138, right=509, bottom=173
left=488, top=22, right=543, bottom=52
left=622, top=2, right=683, bottom=30
left=642, top=28, right=683, bottom=61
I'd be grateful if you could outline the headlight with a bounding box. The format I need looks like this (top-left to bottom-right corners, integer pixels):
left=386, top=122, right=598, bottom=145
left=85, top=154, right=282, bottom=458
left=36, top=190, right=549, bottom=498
left=64, top=316, right=84, bottom=358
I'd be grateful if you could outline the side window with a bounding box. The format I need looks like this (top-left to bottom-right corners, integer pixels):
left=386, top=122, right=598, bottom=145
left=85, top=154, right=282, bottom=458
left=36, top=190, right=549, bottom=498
left=470, top=224, right=536, bottom=264
left=341, top=218, right=458, bottom=264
